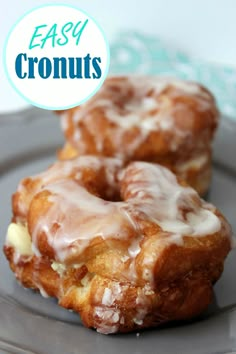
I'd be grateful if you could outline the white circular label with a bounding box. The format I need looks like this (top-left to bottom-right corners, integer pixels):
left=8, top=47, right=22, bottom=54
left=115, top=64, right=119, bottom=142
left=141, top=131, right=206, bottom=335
left=4, top=5, right=110, bottom=110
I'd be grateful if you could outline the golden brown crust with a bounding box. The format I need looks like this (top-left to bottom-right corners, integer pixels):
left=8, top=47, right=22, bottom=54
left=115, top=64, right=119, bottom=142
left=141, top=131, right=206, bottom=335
left=58, top=77, right=218, bottom=159
left=3, top=157, right=232, bottom=334
left=58, top=142, right=212, bottom=196
left=4, top=245, right=214, bottom=333
left=56, top=76, right=219, bottom=195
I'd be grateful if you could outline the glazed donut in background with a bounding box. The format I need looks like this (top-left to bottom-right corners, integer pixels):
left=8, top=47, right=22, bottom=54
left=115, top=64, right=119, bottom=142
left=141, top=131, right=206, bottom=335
left=4, top=156, right=232, bottom=334
left=57, top=76, right=219, bottom=196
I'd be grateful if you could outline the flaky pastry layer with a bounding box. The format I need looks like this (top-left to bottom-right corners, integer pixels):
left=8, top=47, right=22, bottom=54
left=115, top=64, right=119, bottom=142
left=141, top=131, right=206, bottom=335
left=4, top=156, right=232, bottom=333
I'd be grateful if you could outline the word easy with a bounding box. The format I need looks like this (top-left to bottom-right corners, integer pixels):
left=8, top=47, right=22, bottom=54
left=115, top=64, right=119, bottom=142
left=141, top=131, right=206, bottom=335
left=29, top=20, right=88, bottom=49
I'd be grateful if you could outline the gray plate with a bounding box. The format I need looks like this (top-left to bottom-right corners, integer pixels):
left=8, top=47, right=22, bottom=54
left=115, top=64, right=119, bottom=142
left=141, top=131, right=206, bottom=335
left=0, top=108, right=236, bottom=354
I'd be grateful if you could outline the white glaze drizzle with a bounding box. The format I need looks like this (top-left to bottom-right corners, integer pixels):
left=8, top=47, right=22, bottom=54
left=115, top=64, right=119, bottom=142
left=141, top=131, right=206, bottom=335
left=61, top=76, right=216, bottom=156
left=37, top=284, right=50, bottom=298
left=33, top=155, right=121, bottom=187
left=16, top=156, right=123, bottom=219
left=10, top=157, right=226, bottom=289
left=176, top=153, right=209, bottom=173
left=122, top=162, right=221, bottom=237
left=31, top=179, right=138, bottom=262
left=6, top=154, right=232, bottom=335
left=72, top=77, right=209, bottom=130
left=6, top=157, right=232, bottom=335
left=30, top=160, right=222, bottom=266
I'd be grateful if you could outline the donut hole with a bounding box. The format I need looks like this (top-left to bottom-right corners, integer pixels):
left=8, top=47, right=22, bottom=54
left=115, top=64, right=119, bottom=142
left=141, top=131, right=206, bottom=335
left=101, top=189, right=122, bottom=202
left=92, top=183, right=122, bottom=203
left=79, top=168, right=123, bottom=203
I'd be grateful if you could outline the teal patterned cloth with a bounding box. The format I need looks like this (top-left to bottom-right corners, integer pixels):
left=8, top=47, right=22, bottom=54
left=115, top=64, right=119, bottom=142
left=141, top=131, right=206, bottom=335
left=110, top=32, right=236, bottom=119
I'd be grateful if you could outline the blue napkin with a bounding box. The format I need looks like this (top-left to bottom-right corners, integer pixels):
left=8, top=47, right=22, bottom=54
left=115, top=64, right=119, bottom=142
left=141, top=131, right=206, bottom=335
left=110, top=31, right=236, bottom=119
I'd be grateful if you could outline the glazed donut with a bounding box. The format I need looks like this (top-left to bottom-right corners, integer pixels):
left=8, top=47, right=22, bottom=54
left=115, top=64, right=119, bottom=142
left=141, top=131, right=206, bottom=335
left=4, top=156, right=232, bottom=334
left=57, top=76, right=219, bottom=196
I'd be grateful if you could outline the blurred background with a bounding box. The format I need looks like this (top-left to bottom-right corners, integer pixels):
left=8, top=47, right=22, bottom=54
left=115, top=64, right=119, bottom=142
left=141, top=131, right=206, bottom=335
left=1, top=0, right=236, bottom=115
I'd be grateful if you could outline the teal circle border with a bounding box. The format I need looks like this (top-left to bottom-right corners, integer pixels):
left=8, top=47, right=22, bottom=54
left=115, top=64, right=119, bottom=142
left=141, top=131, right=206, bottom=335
left=3, top=3, right=110, bottom=111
